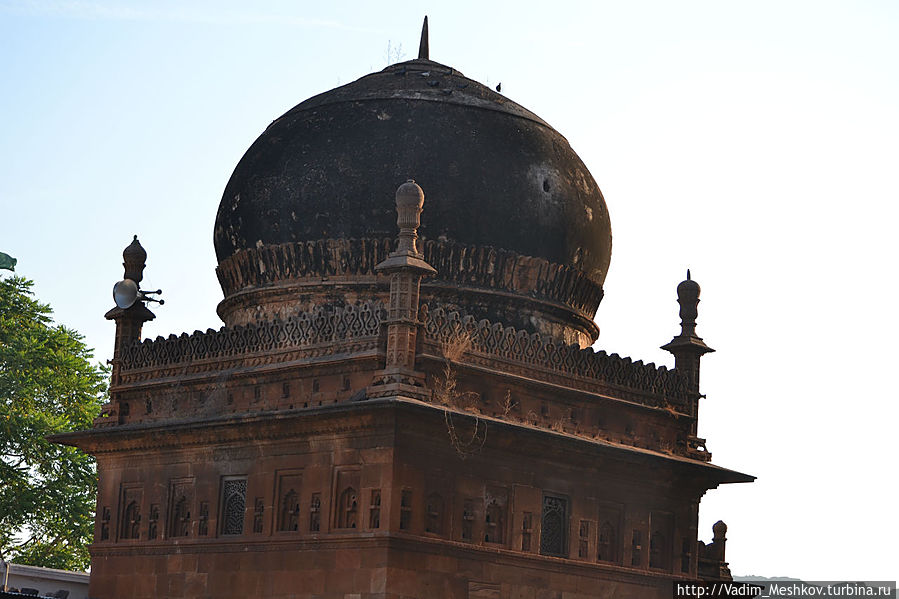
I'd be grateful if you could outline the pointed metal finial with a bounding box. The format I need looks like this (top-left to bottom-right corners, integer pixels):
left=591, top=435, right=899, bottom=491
left=687, top=268, right=691, bottom=280
left=418, top=16, right=429, bottom=60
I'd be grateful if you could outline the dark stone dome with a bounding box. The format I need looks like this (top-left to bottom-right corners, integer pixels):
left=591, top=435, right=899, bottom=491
left=213, top=58, right=612, bottom=287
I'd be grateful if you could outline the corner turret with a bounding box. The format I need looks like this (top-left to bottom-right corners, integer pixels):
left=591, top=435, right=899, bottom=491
left=662, top=269, right=714, bottom=394
left=372, top=181, right=436, bottom=395
left=103, top=236, right=156, bottom=424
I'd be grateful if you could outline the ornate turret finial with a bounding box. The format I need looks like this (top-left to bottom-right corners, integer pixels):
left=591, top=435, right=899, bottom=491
left=108, top=236, right=159, bottom=320
left=395, top=179, right=425, bottom=256
left=662, top=269, right=713, bottom=394
left=418, top=16, right=429, bottom=60
left=675, top=268, right=701, bottom=338
left=375, top=180, right=436, bottom=274
left=697, top=520, right=731, bottom=579
left=712, top=520, right=727, bottom=542
left=122, top=235, right=147, bottom=283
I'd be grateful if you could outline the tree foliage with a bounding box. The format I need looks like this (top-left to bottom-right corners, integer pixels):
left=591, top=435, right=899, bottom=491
left=0, top=276, right=106, bottom=571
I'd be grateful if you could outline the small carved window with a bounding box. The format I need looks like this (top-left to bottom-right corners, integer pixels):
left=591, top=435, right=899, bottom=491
left=631, top=530, right=643, bottom=566
left=253, top=497, right=264, bottom=533
left=598, top=521, right=618, bottom=563
left=648, top=511, right=673, bottom=569
left=120, top=500, right=141, bottom=540
left=310, top=493, right=321, bottom=532
left=170, top=496, right=191, bottom=538
left=484, top=500, right=505, bottom=544
left=282, top=382, right=290, bottom=398
left=399, top=489, right=412, bottom=531
left=279, top=489, right=300, bottom=532
left=148, top=504, right=159, bottom=540
left=540, top=494, right=568, bottom=557
left=578, top=520, right=590, bottom=559
left=521, top=512, right=533, bottom=552
left=681, top=538, right=693, bottom=573
left=425, top=493, right=443, bottom=534
left=337, top=487, right=358, bottom=529
left=461, top=499, right=474, bottom=542
left=198, top=501, right=209, bottom=536
left=369, top=489, right=381, bottom=529
left=100, top=506, right=110, bottom=541
left=221, top=479, right=247, bottom=536
left=650, top=530, right=667, bottom=569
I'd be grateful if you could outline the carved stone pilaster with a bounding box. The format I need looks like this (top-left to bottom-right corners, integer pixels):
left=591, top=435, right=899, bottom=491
left=371, top=181, right=436, bottom=397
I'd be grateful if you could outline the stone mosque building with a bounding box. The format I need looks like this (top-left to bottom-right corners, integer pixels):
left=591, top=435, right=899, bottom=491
left=56, top=20, right=753, bottom=599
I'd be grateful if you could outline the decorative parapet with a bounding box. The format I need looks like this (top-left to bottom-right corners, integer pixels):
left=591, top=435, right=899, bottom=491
left=215, top=238, right=604, bottom=317
left=420, top=240, right=603, bottom=316
left=216, top=238, right=393, bottom=296
left=422, top=307, right=691, bottom=409
left=119, top=301, right=385, bottom=373
left=116, top=297, right=688, bottom=411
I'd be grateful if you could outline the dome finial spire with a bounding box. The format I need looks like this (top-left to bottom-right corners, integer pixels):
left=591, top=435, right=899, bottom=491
left=418, top=16, right=429, bottom=60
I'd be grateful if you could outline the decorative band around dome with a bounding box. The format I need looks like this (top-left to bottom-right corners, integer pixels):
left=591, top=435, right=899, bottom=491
left=216, top=238, right=604, bottom=319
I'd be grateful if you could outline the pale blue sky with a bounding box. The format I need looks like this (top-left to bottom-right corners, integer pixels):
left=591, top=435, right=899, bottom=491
left=2, top=0, right=897, bottom=581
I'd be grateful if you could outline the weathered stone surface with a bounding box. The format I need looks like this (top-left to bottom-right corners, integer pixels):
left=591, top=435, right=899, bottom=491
left=213, top=59, right=612, bottom=289
left=60, top=400, right=747, bottom=598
